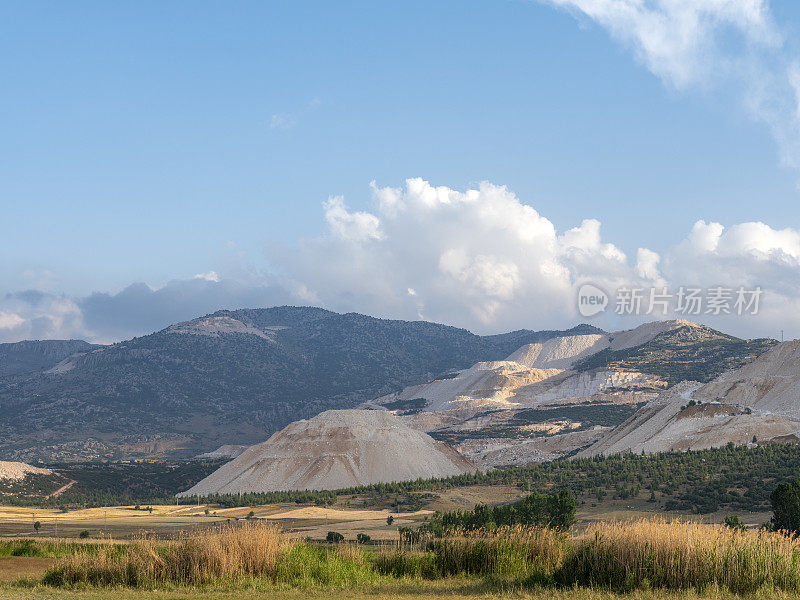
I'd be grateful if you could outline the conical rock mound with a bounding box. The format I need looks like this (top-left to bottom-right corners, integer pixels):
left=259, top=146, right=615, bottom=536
left=179, top=410, right=477, bottom=495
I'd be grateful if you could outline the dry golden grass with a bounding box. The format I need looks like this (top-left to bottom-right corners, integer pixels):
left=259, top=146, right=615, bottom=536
left=35, top=516, right=800, bottom=594
left=564, top=518, right=800, bottom=593
left=43, top=521, right=285, bottom=586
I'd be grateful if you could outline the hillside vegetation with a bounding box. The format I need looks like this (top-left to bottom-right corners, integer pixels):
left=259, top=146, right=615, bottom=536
left=6, top=443, right=799, bottom=516
left=573, top=325, right=776, bottom=385
left=0, top=307, right=597, bottom=462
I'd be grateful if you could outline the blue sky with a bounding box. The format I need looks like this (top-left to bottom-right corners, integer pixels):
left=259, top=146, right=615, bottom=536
left=2, top=1, right=800, bottom=342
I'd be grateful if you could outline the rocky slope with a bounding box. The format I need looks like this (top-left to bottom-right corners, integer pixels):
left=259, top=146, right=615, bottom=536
left=582, top=340, right=800, bottom=456
left=0, top=306, right=594, bottom=461
left=365, top=320, right=776, bottom=467
left=178, top=410, right=477, bottom=495
left=693, top=340, right=800, bottom=418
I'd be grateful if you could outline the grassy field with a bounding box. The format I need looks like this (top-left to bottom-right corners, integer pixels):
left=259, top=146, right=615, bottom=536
left=0, top=480, right=773, bottom=544
left=3, top=517, right=800, bottom=597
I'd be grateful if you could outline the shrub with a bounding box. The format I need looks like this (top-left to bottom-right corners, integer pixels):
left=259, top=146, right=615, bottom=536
left=356, top=533, right=371, bottom=544
left=275, top=543, right=374, bottom=586
left=78, top=530, right=90, bottom=539
left=723, top=515, right=747, bottom=531
left=326, top=531, right=344, bottom=543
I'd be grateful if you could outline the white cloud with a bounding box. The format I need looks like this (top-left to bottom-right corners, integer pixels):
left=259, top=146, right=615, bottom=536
left=3, top=179, right=800, bottom=342
left=194, top=270, right=220, bottom=282
left=0, top=311, right=25, bottom=331
left=635, top=248, right=662, bottom=281
left=277, top=179, right=800, bottom=339
left=323, top=196, right=384, bottom=242
left=0, top=293, right=87, bottom=342
left=538, top=0, right=800, bottom=168
left=279, top=179, right=653, bottom=331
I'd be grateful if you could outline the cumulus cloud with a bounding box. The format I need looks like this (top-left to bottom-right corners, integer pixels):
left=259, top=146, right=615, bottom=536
left=274, top=179, right=671, bottom=332
left=635, top=248, right=662, bottom=281
left=2, top=179, right=799, bottom=342
left=274, top=179, right=800, bottom=339
left=0, top=292, right=86, bottom=342
left=323, top=197, right=384, bottom=242
left=538, top=0, right=800, bottom=168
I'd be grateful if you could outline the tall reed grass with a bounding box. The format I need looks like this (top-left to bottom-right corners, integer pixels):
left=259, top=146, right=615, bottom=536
left=44, top=521, right=284, bottom=587
left=41, top=517, right=800, bottom=594
left=43, top=521, right=377, bottom=588
left=432, top=525, right=566, bottom=579
left=561, top=518, right=800, bottom=594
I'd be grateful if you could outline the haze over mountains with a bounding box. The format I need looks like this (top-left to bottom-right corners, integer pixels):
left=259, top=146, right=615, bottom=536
left=0, top=306, right=597, bottom=462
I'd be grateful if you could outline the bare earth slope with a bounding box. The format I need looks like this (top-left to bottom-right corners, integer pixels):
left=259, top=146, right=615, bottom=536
left=694, top=340, right=800, bottom=419
left=0, top=461, right=51, bottom=481
left=364, top=320, right=776, bottom=468
left=178, top=410, right=477, bottom=495
left=583, top=340, right=800, bottom=456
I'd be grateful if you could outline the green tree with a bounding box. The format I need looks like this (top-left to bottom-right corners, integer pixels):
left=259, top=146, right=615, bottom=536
left=386, top=515, right=394, bottom=526
left=771, top=479, right=800, bottom=534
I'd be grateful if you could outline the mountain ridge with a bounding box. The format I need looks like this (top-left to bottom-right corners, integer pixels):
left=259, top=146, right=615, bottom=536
left=0, top=306, right=599, bottom=462
left=0, top=339, right=100, bottom=377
